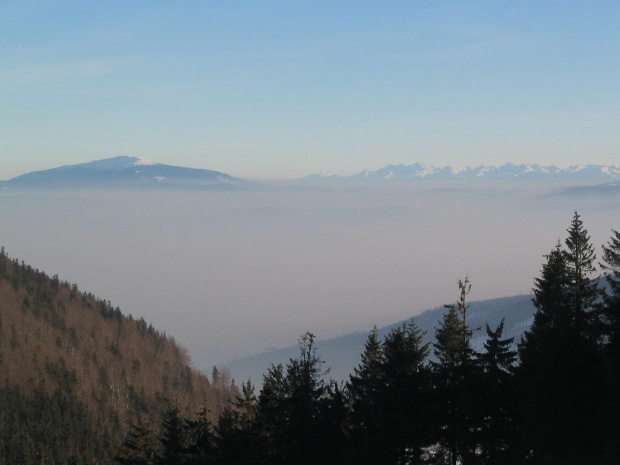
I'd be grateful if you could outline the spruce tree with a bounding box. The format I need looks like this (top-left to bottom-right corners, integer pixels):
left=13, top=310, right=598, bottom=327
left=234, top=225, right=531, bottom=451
left=281, top=332, right=327, bottom=465
left=601, top=228, right=620, bottom=349
left=115, top=418, right=161, bottom=465
left=158, top=400, right=190, bottom=465
left=185, top=406, right=216, bottom=465
left=215, top=381, right=261, bottom=465
left=431, top=278, right=479, bottom=465
left=256, top=363, right=286, bottom=464
left=319, top=381, right=352, bottom=465
left=600, top=228, right=620, bottom=459
left=517, top=216, right=605, bottom=464
left=563, top=212, right=600, bottom=336
left=382, top=322, right=431, bottom=464
left=476, top=320, right=517, bottom=464
left=347, top=327, right=386, bottom=465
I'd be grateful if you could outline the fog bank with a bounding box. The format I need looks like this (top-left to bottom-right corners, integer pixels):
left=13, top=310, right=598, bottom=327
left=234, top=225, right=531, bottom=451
left=1, top=182, right=617, bottom=372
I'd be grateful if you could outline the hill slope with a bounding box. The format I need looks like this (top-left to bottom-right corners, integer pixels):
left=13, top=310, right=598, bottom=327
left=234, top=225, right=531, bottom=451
left=0, top=248, right=233, bottom=464
left=224, top=294, right=535, bottom=383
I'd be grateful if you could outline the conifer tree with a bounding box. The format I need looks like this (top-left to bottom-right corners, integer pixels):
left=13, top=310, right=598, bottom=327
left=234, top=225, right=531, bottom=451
left=382, top=322, right=432, bottom=464
left=158, top=400, right=189, bottom=465
left=256, top=363, right=287, bottom=465
left=476, top=320, right=517, bottom=464
left=215, top=381, right=260, bottom=465
left=185, top=406, right=216, bottom=465
left=318, top=380, right=352, bottom=465
left=601, top=228, right=620, bottom=349
left=116, top=418, right=161, bottom=465
left=280, top=332, right=327, bottom=465
left=431, top=278, right=479, bottom=465
left=517, top=217, right=605, bottom=464
left=600, top=228, right=620, bottom=459
left=563, top=212, right=600, bottom=335
left=347, top=327, right=386, bottom=464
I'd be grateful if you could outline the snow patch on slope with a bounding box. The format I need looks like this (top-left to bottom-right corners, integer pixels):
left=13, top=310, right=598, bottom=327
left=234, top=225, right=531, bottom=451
left=134, top=157, right=158, bottom=166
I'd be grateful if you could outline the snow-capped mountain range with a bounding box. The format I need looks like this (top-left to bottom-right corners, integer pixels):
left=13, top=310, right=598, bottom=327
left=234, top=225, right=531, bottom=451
left=2, top=156, right=242, bottom=190
left=306, top=163, right=620, bottom=181
left=4, top=157, right=620, bottom=191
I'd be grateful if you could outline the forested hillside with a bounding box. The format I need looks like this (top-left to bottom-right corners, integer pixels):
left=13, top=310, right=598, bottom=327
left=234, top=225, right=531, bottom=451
left=225, top=293, right=536, bottom=383
left=120, top=213, right=619, bottom=465
left=2, top=212, right=619, bottom=464
left=0, top=248, right=234, bottom=464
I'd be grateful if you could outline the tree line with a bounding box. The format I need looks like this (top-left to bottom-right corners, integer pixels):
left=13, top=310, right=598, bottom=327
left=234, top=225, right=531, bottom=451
left=0, top=247, right=234, bottom=464
left=116, top=212, right=620, bottom=465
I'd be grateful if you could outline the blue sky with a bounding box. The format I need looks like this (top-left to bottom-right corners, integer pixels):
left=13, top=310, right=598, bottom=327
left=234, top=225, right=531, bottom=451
left=1, top=1, right=618, bottom=179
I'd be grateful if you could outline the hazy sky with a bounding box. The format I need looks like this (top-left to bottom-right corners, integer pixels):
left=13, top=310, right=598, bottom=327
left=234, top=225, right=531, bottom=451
left=2, top=1, right=618, bottom=179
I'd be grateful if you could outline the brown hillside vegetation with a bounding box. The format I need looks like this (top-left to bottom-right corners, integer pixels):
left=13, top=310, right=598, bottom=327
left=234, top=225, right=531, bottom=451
left=0, top=247, right=234, bottom=463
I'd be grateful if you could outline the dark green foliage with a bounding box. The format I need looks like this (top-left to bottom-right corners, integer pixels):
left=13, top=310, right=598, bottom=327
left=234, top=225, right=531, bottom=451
left=279, top=332, right=327, bottom=465
left=517, top=216, right=606, bottom=464
left=158, top=400, right=190, bottom=465
left=0, top=386, right=112, bottom=464
left=6, top=214, right=620, bottom=464
left=319, top=380, right=351, bottom=465
left=381, top=322, right=432, bottom=464
left=431, top=278, right=479, bottom=465
left=476, top=320, right=517, bottom=464
left=563, top=212, right=601, bottom=337
left=116, top=419, right=161, bottom=465
left=184, top=406, right=216, bottom=465
left=0, top=248, right=227, bottom=464
left=256, top=363, right=287, bottom=464
left=348, top=327, right=387, bottom=464
left=600, top=228, right=620, bottom=459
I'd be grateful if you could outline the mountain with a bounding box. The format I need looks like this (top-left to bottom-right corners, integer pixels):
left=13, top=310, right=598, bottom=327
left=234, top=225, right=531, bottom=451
left=1, top=156, right=248, bottom=190
left=0, top=248, right=234, bottom=464
left=224, top=293, right=535, bottom=384
left=304, top=163, right=620, bottom=182
left=551, top=180, right=620, bottom=197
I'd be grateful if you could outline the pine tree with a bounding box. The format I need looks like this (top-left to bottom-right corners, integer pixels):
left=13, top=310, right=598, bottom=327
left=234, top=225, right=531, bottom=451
left=256, top=363, right=286, bottom=465
left=115, top=418, right=161, bottom=465
left=600, top=228, right=620, bottom=459
left=215, top=381, right=260, bottom=465
left=158, top=400, right=189, bottom=465
left=476, top=320, right=517, bottom=464
left=185, top=406, right=216, bottom=465
left=517, top=217, right=605, bottom=464
left=318, top=381, right=351, bottom=465
left=280, top=332, right=327, bottom=465
left=563, top=212, right=600, bottom=336
left=601, top=228, right=620, bottom=349
left=431, top=278, right=479, bottom=465
left=382, top=322, right=432, bottom=464
left=347, top=327, right=386, bottom=465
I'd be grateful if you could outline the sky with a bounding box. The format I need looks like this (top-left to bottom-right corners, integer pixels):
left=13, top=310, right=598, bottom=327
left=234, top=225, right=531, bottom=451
left=1, top=1, right=619, bottom=180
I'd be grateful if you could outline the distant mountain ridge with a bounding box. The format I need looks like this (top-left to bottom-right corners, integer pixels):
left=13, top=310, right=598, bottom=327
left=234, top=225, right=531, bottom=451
left=2, top=156, right=246, bottom=190
left=223, top=293, right=536, bottom=383
left=305, top=162, right=620, bottom=181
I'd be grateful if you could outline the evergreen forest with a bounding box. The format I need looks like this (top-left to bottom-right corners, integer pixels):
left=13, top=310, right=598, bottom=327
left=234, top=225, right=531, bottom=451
left=0, top=248, right=235, bottom=464
left=1, top=212, right=619, bottom=464
left=115, top=213, right=620, bottom=465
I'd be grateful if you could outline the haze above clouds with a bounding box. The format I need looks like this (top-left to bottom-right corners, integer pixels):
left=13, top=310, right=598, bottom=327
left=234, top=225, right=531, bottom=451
left=1, top=182, right=618, bottom=372
left=1, top=1, right=619, bottom=179
left=1, top=1, right=619, bottom=374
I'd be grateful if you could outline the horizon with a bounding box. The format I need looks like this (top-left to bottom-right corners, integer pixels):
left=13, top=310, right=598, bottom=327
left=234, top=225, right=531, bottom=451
left=2, top=1, right=618, bottom=179
left=3, top=155, right=620, bottom=182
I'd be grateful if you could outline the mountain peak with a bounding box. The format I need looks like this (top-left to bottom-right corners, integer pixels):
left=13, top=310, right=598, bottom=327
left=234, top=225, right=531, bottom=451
left=310, top=162, right=620, bottom=181
left=4, top=156, right=240, bottom=190
left=66, top=155, right=158, bottom=171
